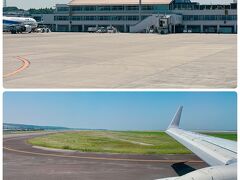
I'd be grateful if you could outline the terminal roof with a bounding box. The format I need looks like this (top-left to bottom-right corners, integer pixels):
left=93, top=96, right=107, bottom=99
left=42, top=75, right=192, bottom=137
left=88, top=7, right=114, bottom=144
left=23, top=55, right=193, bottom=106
left=68, top=0, right=172, bottom=5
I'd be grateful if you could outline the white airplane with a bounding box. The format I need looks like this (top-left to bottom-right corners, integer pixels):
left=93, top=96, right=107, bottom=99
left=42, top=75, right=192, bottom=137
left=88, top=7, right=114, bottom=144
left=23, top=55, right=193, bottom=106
left=3, top=16, right=38, bottom=34
left=159, top=106, right=237, bottom=180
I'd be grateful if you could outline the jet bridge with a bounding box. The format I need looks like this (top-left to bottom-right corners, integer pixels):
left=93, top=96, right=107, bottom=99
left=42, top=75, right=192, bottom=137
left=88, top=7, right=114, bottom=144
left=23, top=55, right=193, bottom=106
left=130, top=14, right=182, bottom=34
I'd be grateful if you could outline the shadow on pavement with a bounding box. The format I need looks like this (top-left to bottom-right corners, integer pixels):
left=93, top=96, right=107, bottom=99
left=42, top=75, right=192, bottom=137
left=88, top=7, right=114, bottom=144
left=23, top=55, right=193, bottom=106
left=171, top=162, right=196, bottom=176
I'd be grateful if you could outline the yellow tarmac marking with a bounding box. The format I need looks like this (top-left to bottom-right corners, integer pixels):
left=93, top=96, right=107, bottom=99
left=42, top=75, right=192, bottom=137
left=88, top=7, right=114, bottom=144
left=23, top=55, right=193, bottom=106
left=3, top=56, right=30, bottom=78
left=3, top=146, right=203, bottom=163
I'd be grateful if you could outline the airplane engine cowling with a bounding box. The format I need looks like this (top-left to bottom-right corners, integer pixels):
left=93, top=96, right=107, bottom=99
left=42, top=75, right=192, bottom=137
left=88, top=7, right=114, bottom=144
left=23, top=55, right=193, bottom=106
left=157, top=164, right=237, bottom=180
left=24, top=25, right=32, bottom=33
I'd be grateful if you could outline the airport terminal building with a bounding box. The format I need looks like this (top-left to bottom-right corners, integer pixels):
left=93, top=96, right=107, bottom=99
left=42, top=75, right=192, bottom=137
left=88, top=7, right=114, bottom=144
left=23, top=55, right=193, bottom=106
left=33, top=0, right=237, bottom=33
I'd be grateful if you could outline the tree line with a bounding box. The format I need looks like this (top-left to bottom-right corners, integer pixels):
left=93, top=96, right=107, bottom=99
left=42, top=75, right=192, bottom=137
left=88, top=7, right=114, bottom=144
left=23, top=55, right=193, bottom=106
left=3, top=7, right=55, bottom=14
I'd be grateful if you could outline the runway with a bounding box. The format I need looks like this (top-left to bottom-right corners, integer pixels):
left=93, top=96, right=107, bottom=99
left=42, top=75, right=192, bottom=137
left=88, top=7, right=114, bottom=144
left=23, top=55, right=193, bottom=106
left=3, top=33, right=237, bottom=88
left=3, top=132, right=207, bottom=180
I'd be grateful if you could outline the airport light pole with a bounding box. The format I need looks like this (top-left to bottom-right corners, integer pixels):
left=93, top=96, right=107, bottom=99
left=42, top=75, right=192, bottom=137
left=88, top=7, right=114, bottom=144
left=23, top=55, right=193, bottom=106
left=139, top=0, right=142, bottom=22
left=69, top=6, right=72, bottom=32
left=3, top=0, right=7, bottom=7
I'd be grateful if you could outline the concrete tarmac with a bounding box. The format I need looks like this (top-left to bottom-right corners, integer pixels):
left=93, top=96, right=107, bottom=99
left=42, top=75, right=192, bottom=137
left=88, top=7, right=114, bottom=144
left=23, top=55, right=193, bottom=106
left=3, top=133, right=207, bottom=180
left=3, top=33, right=237, bottom=88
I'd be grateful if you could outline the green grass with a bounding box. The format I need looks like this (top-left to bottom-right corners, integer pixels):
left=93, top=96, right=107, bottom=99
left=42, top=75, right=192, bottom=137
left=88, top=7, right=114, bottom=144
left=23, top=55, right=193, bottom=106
left=28, top=131, right=237, bottom=155
left=28, top=131, right=190, bottom=154
left=203, top=132, right=237, bottom=141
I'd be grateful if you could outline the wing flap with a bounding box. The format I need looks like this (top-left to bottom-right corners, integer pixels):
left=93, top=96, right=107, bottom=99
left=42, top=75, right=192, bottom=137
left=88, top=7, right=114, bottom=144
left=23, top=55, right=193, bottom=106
left=166, top=107, right=237, bottom=166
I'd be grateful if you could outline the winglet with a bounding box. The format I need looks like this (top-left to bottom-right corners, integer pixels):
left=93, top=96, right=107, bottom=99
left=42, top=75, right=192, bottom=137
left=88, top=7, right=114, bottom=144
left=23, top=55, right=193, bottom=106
left=168, top=106, right=183, bottom=129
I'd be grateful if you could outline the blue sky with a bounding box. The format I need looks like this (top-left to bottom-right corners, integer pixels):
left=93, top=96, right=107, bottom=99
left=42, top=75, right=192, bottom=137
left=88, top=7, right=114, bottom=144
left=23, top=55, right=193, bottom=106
left=3, top=92, right=237, bottom=131
left=7, top=0, right=234, bottom=9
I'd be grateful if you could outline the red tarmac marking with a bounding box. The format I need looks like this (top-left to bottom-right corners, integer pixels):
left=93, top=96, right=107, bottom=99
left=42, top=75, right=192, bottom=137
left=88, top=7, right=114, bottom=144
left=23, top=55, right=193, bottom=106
left=3, top=56, right=30, bottom=78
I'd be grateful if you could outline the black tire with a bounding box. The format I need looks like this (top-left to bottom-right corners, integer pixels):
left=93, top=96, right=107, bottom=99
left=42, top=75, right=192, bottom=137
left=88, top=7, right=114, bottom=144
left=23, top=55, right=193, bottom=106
left=11, top=30, right=17, bottom=34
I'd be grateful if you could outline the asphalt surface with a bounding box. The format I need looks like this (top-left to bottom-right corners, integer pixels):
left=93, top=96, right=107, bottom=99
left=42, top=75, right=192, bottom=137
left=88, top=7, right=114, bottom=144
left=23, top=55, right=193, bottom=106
left=3, top=33, right=237, bottom=88
left=3, top=133, right=207, bottom=180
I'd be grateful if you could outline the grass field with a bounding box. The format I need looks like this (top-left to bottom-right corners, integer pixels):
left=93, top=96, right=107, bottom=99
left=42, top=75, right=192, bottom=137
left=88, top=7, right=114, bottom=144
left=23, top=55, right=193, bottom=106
left=28, top=131, right=237, bottom=155
left=203, top=132, right=237, bottom=141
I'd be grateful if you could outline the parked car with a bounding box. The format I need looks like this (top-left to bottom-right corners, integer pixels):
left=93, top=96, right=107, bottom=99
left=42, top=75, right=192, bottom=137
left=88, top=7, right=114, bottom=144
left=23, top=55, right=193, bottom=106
left=96, top=27, right=107, bottom=33
left=107, top=26, right=117, bottom=33
left=88, top=27, right=98, bottom=33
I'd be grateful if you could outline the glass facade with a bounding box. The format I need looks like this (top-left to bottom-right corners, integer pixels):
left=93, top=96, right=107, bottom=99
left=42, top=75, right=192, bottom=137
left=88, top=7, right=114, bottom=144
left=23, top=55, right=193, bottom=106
left=55, top=15, right=141, bottom=21
left=56, top=4, right=169, bottom=13
left=126, top=5, right=139, bottom=11
left=71, top=25, right=83, bottom=32
left=183, top=15, right=237, bottom=21
left=57, top=7, right=69, bottom=12
left=60, top=14, right=237, bottom=22
left=57, top=25, right=69, bottom=32
left=219, top=26, right=234, bottom=33
left=171, top=3, right=237, bottom=10
left=186, top=25, right=201, bottom=33
left=203, top=25, right=217, bottom=33
left=54, top=16, right=69, bottom=21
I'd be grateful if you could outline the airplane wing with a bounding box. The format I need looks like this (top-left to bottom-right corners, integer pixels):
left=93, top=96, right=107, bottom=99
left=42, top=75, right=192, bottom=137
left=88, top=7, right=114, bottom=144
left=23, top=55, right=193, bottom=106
left=157, top=106, right=237, bottom=180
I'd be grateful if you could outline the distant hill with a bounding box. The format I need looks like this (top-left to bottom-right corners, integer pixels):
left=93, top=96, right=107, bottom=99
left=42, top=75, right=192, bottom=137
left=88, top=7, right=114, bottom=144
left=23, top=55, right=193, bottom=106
left=3, top=123, right=71, bottom=131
